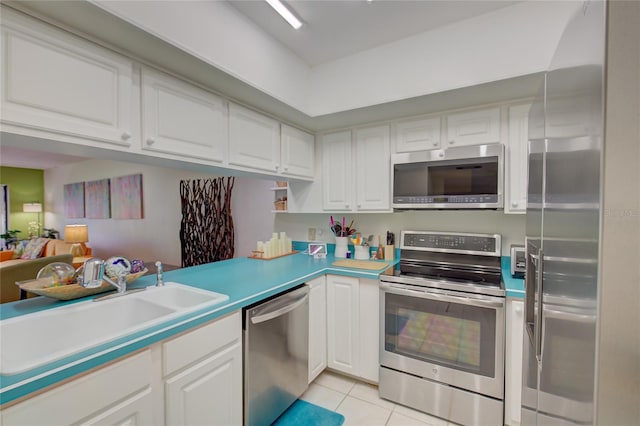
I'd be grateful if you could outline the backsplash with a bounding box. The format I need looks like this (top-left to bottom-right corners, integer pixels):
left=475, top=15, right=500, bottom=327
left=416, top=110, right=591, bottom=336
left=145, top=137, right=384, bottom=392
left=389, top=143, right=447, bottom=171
left=276, top=210, right=526, bottom=256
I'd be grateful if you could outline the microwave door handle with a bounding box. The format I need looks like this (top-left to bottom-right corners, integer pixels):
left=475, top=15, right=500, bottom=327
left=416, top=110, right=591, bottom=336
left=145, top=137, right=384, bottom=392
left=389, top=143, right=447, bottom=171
left=380, top=282, right=504, bottom=308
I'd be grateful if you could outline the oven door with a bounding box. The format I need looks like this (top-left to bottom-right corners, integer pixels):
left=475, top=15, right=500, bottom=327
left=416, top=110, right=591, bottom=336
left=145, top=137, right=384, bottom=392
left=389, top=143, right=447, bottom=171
left=379, top=280, right=505, bottom=399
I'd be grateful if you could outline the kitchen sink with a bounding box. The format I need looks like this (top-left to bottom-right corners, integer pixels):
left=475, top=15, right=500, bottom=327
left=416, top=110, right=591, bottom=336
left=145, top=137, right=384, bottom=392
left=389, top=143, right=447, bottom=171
left=0, top=283, right=228, bottom=375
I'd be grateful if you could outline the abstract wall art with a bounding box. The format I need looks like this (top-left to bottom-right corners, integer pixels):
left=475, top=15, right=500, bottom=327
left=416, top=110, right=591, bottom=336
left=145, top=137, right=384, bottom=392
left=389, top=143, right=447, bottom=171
left=63, top=182, right=85, bottom=218
left=111, top=174, right=143, bottom=219
left=85, top=179, right=111, bottom=219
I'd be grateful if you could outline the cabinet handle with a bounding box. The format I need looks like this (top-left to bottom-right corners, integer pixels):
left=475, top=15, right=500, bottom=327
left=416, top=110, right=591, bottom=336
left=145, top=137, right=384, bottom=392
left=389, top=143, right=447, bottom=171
left=438, top=152, right=444, bottom=158
left=433, top=142, right=438, bottom=147
left=146, top=138, right=155, bottom=145
left=449, top=140, right=455, bottom=145
left=512, top=202, right=518, bottom=207
left=284, top=167, right=289, bottom=171
left=121, top=131, right=131, bottom=141
left=275, top=165, right=280, bottom=170
left=345, top=204, right=350, bottom=209
left=357, top=204, right=362, bottom=208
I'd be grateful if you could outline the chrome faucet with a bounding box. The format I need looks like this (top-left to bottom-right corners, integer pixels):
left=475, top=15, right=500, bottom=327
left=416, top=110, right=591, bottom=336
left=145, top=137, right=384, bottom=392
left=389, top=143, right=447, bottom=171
left=155, top=261, right=164, bottom=287
left=79, top=258, right=131, bottom=297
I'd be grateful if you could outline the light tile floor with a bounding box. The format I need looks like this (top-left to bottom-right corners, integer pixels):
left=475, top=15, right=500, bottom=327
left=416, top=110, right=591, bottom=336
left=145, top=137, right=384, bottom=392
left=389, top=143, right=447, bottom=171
left=300, top=370, right=459, bottom=426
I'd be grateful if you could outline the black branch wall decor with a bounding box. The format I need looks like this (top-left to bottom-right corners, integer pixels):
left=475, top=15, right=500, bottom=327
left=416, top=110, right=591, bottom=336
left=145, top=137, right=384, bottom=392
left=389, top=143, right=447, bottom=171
left=179, top=177, right=235, bottom=267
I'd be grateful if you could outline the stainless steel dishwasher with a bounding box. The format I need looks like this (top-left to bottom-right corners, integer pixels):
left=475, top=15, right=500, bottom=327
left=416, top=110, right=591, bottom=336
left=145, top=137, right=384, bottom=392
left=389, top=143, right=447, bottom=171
left=243, top=285, right=309, bottom=426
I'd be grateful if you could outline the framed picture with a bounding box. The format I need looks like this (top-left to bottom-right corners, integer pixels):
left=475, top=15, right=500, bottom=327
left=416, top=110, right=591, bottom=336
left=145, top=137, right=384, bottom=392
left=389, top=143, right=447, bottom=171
left=63, top=182, right=85, bottom=218
left=111, top=174, right=143, bottom=219
left=85, top=179, right=110, bottom=219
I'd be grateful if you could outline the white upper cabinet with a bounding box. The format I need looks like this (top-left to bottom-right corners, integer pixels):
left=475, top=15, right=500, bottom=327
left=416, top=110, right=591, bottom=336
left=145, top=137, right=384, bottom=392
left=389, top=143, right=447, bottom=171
left=228, top=103, right=280, bottom=173
left=141, top=67, right=227, bottom=162
left=506, top=104, right=530, bottom=214
left=395, top=116, right=441, bottom=152
left=281, top=124, right=314, bottom=180
left=322, top=130, right=353, bottom=211
left=355, top=125, right=390, bottom=211
left=0, top=8, right=134, bottom=146
left=322, top=126, right=391, bottom=212
left=446, top=107, right=501, bottom=147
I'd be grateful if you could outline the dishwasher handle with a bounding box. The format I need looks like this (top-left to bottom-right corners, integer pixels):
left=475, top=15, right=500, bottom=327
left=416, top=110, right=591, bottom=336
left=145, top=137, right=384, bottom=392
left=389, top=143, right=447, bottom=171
left=250, top=287, right=309, bottom=324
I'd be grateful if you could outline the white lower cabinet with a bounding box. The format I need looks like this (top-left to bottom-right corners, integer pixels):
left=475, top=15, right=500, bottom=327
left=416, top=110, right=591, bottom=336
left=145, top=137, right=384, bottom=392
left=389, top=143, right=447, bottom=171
left=163, top=311, right=242, bottom=426
left=326, top=275, right=379, bottom=383
left=308, top=276, right=328, bottom=383
left=505, top=298, right=525, bottom=426
left=1, top=350, right=154, bottom=425
left=1, top=312, right=242, bottom=426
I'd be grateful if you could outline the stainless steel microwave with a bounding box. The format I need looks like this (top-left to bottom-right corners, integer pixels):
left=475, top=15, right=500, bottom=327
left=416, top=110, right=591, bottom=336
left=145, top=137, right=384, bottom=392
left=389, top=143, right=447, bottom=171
left=391, top=143, right=504, bottom=209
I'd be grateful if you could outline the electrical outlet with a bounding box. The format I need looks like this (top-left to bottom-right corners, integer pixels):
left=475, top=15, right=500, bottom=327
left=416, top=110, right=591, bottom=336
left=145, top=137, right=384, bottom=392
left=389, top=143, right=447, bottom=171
left=308, top=228, right=316, bottom=241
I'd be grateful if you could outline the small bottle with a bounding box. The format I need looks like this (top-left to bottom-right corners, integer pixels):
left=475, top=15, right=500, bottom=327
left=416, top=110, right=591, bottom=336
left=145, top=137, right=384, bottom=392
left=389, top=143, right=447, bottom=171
left=377, top=243, right=384, bottom=260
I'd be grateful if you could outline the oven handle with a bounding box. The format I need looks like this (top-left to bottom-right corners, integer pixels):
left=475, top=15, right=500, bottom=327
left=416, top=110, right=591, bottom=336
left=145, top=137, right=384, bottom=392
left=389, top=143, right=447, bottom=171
left=379, top=282, right=504, bottom=309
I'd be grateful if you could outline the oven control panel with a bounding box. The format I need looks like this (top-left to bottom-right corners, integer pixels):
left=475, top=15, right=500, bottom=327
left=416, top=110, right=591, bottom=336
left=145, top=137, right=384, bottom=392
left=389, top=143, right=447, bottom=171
left=401, top=231, right=500, bottom=256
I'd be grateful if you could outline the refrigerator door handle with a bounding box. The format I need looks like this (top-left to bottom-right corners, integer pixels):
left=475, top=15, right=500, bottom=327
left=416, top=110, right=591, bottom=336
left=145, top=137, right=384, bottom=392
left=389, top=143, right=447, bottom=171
left=535, top=248, right=544, bottom=360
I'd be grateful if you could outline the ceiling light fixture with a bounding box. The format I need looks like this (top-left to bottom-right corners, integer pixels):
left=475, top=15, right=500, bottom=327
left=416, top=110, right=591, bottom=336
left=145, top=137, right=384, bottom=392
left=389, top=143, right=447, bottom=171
left=265, top=0, right=303, bottom=30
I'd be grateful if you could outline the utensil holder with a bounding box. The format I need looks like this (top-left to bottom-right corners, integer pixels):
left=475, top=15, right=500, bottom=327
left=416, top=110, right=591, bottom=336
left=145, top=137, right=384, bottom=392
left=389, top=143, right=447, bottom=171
left=354, top=245, right=369, bottom=260
left=335, top=237, right=348, bottom=258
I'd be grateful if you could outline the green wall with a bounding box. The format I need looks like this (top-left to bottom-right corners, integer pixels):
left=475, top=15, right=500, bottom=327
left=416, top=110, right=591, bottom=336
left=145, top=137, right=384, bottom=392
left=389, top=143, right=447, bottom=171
left=0, top=167, right=44, bottom=238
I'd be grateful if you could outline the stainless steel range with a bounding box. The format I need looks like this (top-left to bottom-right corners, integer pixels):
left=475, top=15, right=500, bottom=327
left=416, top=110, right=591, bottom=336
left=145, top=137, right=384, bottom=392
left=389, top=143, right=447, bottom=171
left=379, top=231, right=505, bottom=426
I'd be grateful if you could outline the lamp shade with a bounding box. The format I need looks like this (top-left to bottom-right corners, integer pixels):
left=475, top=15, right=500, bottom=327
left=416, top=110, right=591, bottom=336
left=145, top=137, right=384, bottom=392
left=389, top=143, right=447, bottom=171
left=23, top=203, right=42, bottom=213
left=64, top=225, right=88, bottom=243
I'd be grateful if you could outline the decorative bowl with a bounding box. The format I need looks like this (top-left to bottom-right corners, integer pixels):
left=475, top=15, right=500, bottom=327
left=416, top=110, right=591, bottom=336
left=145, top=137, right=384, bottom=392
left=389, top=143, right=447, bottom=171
left=17, top=268, right=149, bottom=301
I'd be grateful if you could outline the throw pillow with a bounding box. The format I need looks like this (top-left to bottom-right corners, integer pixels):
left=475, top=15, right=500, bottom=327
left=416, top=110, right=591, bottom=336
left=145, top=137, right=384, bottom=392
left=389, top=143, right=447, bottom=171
left=20, top=238, right=49, bottom=260
left=11, top=240, right=28, bottom=259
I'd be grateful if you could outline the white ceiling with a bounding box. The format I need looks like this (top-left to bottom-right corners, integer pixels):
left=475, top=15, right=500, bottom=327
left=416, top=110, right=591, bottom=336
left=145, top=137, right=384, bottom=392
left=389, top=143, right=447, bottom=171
left=227, top=0, right=520, bottom=66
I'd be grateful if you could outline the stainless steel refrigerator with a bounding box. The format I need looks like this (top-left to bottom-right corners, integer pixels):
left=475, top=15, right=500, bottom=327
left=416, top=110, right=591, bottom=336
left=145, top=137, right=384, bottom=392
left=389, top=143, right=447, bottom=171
left=522, top=1, right=605, bottom=425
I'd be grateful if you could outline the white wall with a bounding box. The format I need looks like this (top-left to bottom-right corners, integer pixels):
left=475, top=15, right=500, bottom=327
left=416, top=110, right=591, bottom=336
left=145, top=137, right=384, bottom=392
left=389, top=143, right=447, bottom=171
left=231, top=177, right=277, bottom=257
left=90, top=0, right=577, bottom=117
left=44, top=160, right=226, bottom=266
left=309, top=1, right=579, bottom=115
left=275, top=211, right=526, bottom=256
left=92, top=0, right=311, bottom=113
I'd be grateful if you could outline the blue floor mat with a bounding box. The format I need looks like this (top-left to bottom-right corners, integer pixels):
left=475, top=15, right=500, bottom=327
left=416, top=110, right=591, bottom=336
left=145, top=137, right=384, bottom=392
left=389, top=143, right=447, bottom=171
left=272, top=399, right=345, bottom=426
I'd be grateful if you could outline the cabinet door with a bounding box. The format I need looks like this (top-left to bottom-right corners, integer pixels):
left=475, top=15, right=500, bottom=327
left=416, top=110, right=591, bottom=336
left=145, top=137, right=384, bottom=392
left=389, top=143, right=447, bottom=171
left=1, top=350, right=153, bottom=425
left=281, top=124, right=315, bottom=180
left=322, top=131, right=353, bottom=211
left=355, top=125, right=391, bottom=211
left=326, top=275, right=359, bottom=376
left=0, top=8, right=134, bottom=146
left=446, top=107, right=501, bottom=147
left=228, top=103, right=280, bottom=172
left=505, top=299, right=524, bottom=426
left=164, top=312, right=243, bottom=426
left=141, top=67, right=227, bottom=162
left=165, top=339, right=242, bottom=426
left=506, top=104, right=530, bottom=214
left=358, top=278, right=380, bottom=383
left=395, top=116, right=441, bottom=152
left=307, top=276, right=327, bottom=383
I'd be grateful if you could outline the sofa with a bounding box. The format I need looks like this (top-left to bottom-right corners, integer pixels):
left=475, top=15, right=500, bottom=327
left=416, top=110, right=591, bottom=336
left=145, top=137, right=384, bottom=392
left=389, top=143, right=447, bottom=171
left=0, top=253, right=74, bottom=303
left=0, top=238, right=92, bottom=264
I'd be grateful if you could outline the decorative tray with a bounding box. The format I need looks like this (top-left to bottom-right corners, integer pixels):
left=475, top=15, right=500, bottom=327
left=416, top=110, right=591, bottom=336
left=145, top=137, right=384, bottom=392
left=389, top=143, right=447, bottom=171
left=248, top=251, right=299, bottom=260
left=17, top=268, right=149, bottom=301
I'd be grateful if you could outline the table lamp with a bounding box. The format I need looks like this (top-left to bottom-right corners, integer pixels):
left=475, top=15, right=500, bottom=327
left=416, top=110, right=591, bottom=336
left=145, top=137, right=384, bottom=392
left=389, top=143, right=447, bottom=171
left=64, top=224, right=88, bottom=257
